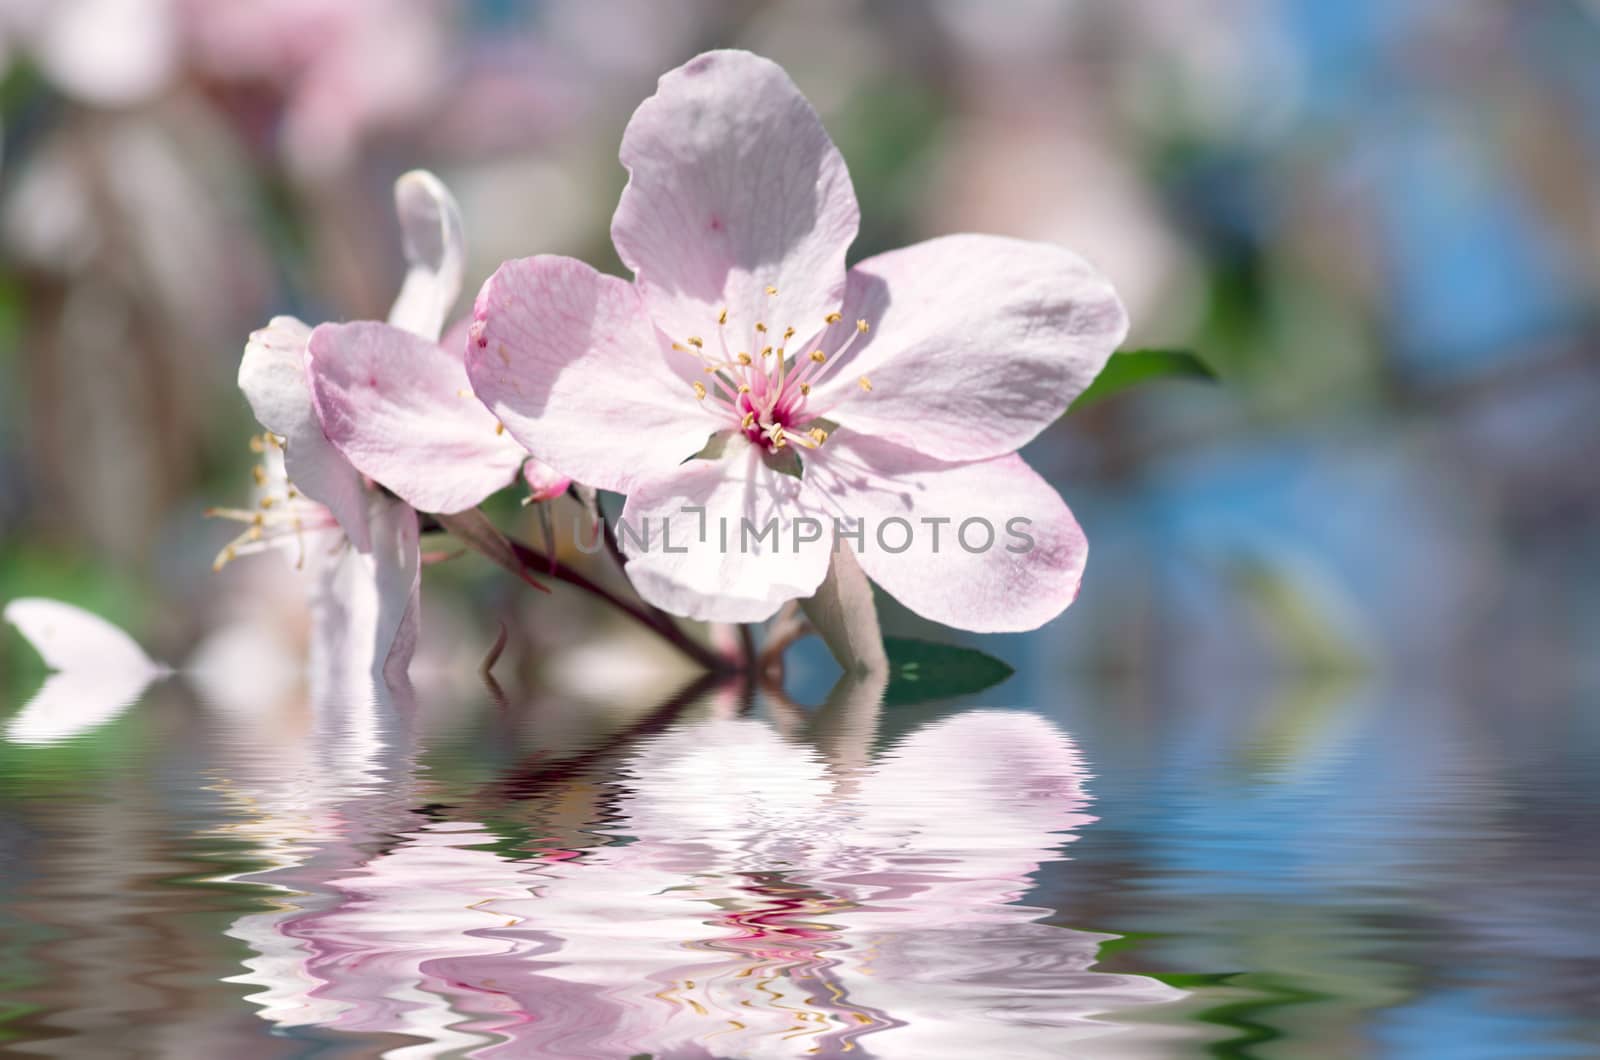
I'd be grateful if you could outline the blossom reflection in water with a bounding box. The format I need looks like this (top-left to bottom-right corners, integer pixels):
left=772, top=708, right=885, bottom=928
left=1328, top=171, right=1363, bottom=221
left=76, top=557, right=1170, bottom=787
left=218, top=680, right=1181, bottom=1058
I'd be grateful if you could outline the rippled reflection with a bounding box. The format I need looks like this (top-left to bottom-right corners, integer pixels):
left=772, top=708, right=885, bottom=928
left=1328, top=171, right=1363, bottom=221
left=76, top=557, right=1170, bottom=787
left=214, top=676, right=1181, bottom=1057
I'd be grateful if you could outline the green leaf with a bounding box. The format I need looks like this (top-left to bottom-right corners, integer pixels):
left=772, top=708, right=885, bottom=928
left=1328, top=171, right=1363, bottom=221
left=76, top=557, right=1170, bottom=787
left=881, top=638, right=1014, bottom=707
left=1068, top=348, right=1217, bottom=414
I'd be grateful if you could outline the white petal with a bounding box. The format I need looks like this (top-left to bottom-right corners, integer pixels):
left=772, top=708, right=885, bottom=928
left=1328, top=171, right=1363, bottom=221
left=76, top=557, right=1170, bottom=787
left=3, top=597, right=163, bottom=674
left=618, top=438, right=832, bottom=623
left=387, top=170, right=465, bottom=343
left=5, top=670, right=155, bottom=744
left=4, top=598, right=165, bottom=745
left=239, top=315, right=372, bottom=550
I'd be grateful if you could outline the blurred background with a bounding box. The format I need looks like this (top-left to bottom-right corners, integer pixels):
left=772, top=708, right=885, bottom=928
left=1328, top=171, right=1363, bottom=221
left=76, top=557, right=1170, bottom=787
left=2, top=2, right=1599, bottom=1055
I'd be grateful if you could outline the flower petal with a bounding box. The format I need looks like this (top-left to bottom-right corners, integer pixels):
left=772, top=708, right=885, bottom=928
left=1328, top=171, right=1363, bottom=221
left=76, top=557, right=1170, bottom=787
left=2, top=597, right=164, bottom=675
left=521, top=457, right=571, bottom=502
left=808, top=234, right=1129, bottom=462
left=239, top=315, right=371, bottom=550
left=806, top=432, right=1088, bottom=633
left=467, top=255, right=713, bottom=493
left=3, top=598, right=167, bottom=746
left=5, top=671, right=156, bottom=745
left=611, top=49, right=859, bottom=348
left=307, top=321, right=525, bottom=514
left=306, top=494, right=420, bottom=690
left=618, top=438, right=832, bottom=623
left=370, top=495, right=421, bottom=687
left=386, top=170, right=465, bottom=343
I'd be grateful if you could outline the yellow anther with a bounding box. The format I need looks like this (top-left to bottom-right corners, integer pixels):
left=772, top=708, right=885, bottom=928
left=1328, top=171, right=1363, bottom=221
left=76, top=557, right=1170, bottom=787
left=248, top=435, right=265, bottom=454
left=761, top=345, right=773, bottom=358
left=824, top=312, right=842, bottom=324
left=671, top=342, right=687, bottom=352
left=738, top=383, right=751, bottom=394
left=764, top=285, right=778, bottom=296
left=773, top=433, right=788, bottom=449
left=247, top=525, right=263, bottom=542
left=687, top=336, right=703, bottom=348
left=856, top=319, right=870, bottom=333
left=259, top=496, right=275, bottom=510
left=800, top=383, right=811, bottom=396
left=737, top=352, right=753, bottom=366
left=286, top=487, right=299, bottom=498
left=703, top=365, right=715, bottom=373
left=693, top=381, right=707, bottom=400
left=251, top=465, right=267, bottom=486
left=252, top=512, right=265, bottom=527
left=741, top=411, right=756, bottom=429
left=495, top=422, right=506, bottom=435
left=755, top=322, right=767, bottom=334
left=809, top=350, right=826, bottom=364
left=809, top=427, right=828, bottom=445
left=718, top=308, right=728, bottom=325
left=858, top=375, right=873, bottom=391
left=783, top=326, right=795, bottom=340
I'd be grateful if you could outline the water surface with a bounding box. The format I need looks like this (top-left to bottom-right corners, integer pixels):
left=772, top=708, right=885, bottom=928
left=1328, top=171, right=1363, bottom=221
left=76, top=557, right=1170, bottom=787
left=0, top=670, right=1595, bottom=1057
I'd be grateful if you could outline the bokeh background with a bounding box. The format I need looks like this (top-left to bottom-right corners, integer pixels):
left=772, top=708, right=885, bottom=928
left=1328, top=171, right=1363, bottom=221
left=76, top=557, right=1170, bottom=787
left=3, top=2, right=1600, bottom=1054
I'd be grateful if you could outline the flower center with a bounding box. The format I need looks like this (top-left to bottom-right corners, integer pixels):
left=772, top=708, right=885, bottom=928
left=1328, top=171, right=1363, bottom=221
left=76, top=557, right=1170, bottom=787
left=205, top=434, right=343, bottom=570
left=671, top=288, right=875, bottom=456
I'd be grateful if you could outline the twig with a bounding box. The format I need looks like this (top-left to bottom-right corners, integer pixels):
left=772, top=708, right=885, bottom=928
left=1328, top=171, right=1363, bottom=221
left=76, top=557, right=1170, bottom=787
left=504, top=537, right=731, bottom=673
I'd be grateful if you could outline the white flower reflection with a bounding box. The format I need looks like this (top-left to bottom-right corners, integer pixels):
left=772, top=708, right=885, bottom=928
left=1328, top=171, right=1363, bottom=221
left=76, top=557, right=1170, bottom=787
left=220, top=685, right=1182, bottom=1058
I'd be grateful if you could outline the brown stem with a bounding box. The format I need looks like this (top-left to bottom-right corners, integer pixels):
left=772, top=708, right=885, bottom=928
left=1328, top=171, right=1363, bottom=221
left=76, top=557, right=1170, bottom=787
left=737, top=623, right=757, bottom=672
left=599, top=505, right=684, bottom=632
left=505, top=538, right=732, bottom=673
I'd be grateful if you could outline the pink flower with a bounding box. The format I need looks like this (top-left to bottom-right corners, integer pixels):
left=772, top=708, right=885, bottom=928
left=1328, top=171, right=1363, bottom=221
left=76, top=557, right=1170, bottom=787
left=468, top=50, right=1128, bottom=630
left=303, top=172, right=529, bottom=516
left=230, top=170, right=512, bottom=681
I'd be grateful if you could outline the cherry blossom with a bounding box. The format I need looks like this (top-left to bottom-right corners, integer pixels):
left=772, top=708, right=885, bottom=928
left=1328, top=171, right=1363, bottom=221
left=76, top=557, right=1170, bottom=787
left=469, top=50, right=1127, bottom=630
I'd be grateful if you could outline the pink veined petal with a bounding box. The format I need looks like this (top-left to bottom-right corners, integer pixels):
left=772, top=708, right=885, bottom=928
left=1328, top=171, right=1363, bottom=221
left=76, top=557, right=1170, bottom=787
left=617, top=438, right=832, bottom=623
left=238, top=315, right=372, bottom=550
left=807, top=234, right=1129, bottom=462
left=805, top=432, right=1089, bottom=633
left=386, top=169, right=465, bottom=343
left=610, top=49, right=860, bottom=349
left=467, top=255, right=713, bottom=494
left=307, top=321, right=526, bottom=514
